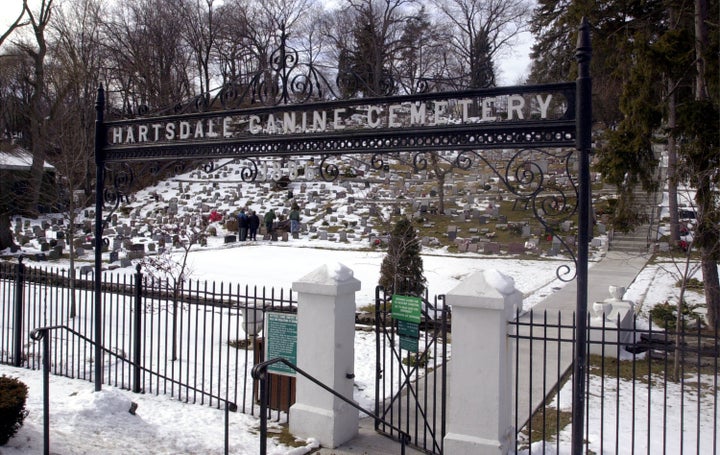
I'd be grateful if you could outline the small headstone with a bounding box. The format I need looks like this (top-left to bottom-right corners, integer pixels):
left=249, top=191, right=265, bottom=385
left=483, top=242, right=501, bottom=254
left=522, top=225, right=532, bottom=238
left=508, top=243, right=525, bottom=254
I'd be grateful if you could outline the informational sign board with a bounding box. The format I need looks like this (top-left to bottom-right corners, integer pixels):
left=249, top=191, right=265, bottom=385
left=391, top=295, right=422, bottom=324
left=397, top=319, right=420, bottom=337
left=399, top=335, right=419, bottom=353
left=264, top=312, right=297, bottom=376
left=392, top=295, right=422, bottom=353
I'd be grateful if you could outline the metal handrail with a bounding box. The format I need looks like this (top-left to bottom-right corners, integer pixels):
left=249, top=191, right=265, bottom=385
left=251, top=357, right=411, bottom=455
left=29, top=325, right=237, bottom=455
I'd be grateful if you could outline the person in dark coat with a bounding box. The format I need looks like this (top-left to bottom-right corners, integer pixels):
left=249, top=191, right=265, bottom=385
left=289, top=204, right=301, bottom=235
left=248, top=211, right=260, bottom=241
left=263, top=209, right=276, bottom=237
left=237, top=208, right=249, bottom=241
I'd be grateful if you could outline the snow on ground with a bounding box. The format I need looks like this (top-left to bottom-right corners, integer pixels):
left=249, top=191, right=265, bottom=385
left=2, top=242, right=703, bottom=455
left=0, top=243, right=569, bottom=455
left=0, top=166, right=714, bottom=454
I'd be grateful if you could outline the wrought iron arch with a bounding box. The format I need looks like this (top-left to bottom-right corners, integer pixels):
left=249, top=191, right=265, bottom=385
left=92, top=20, right=594, bottom=452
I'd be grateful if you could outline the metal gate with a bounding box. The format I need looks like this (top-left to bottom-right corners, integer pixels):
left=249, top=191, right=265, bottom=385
left=374, top=286, right=451, bottom=454
left=94, top=21, right=592, bottom=451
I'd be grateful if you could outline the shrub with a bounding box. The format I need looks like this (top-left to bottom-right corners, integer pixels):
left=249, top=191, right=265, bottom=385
left=0, top=375, right=29, bottom=445
left=675, top=277, right=703, bottom=291
left=649, top=301, right=703, bottom=330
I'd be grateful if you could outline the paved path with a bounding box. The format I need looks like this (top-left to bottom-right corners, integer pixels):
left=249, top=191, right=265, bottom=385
left=514, top=250, right=649, bottom=429
left=315, top=251, right=650, bottom=454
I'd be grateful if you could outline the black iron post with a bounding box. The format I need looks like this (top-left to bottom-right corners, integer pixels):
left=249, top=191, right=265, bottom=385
left=29, top=328, right=51, bottom=455
left=572, top=18, right=592, bottom=455
left=94, top=85, right=106, bottom=392
left=374, top=285, right=382, bottom=432
left=133, top=264, right=143, bottom=393
left=258, top=369, right=268, bottom=455
left=41, top=331, right=50, bottom=455
left=13, top=256, right=25, bottom=367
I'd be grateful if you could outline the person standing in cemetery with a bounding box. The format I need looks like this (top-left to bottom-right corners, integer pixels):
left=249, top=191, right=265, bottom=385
left=237, top=208, right=249, bottom=241
left=289, top=204, right=301, bottom=235
left=248, top=211, right=260, bottom=241
left=263, top=209, right=276, bottom=238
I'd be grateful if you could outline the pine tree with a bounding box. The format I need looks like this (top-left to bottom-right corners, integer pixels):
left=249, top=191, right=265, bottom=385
left=379, top=217, right=426, bottom=297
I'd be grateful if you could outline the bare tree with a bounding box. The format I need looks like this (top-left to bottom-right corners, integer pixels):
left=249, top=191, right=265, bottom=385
left=13, top=0, right=54, bottom=217
left=102, top=0, right=193, bottom=113
left=177, top=0, right=219, bottom=99
left=45, top=0, right=106, bottom=317
left=431, top=0, right=531, bottom=88
left=140, top=222, right=205, bottom=361
left=0, top=1, right=28, bottom=49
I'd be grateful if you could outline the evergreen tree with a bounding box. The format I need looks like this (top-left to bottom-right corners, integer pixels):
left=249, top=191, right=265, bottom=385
left=379, top=217, right=426, bottom=297
left=529, top=0, right=720, bottom=327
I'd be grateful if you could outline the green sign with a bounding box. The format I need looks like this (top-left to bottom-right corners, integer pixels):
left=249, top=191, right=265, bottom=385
left=397, top=319, right=420, bottom=338
left=399, top=335, right=419, bottom=353
left=264, top=312, right=297, bottom=376
left=392, top=295, right=423, bottom=324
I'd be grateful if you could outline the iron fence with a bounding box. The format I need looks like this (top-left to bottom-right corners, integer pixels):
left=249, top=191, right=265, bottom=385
left=0, top=259, right=296, bottom=418
left=511, top=310, right=719, bottom=455
left=3, top=258, right=719, bottom=454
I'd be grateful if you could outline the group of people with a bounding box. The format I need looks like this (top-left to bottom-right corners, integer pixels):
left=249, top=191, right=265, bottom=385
left=235, top=208, right=261, bottom=241
left=234, top=204, right=302, bottom=241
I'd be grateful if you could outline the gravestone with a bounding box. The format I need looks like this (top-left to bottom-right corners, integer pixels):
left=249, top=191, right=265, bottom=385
left=522, top=225, right=532, bottom=238
left=483, top=242, right=501, bottom=254
left=508, top=243, right=525, bottom=254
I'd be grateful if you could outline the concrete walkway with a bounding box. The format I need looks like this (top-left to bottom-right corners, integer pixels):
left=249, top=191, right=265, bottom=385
left=515, top=250, right=650, bottom=429
left=314, top=250, right=650, bottom=454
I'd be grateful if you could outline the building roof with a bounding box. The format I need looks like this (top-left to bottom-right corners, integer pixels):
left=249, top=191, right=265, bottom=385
left=0, top=146, right=55, bottom=171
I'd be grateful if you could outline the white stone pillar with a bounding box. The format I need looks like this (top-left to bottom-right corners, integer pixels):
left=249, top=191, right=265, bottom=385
left=289, top=263, right=361, bottom=448
left=443, top=270, right=521, bottom=455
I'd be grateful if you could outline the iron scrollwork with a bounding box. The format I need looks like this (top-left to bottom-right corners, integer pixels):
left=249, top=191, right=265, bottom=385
left=102, top=163, right=134, bottom=227
left=456, top=148, right=579, bottom=282
left=318, top=155, right=340, bottom=182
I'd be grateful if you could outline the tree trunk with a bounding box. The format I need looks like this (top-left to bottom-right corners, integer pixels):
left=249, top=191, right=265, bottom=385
left=694, top=0, right=718, bottom=329
left=666, top=79, right=680, bottom=246
left=694, top=0, right=708, bottom=98
left=701, top=251, right=720, bottom=329
left=0, top=213, right=15, bottom=250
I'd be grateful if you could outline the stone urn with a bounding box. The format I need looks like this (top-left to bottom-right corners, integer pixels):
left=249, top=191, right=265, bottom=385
left=592, top=301, right=613, bottom=319
left=608, top=285, right=626, bottom=301
left=241, top=307, right=265, bottom=337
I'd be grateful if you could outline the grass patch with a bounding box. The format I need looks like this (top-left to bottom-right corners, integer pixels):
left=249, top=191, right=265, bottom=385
left=228, top=338, right=254, bottom=350
left=270, top=424, right=309, bottom=449
left=519, top=406, right=573, bottom=447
